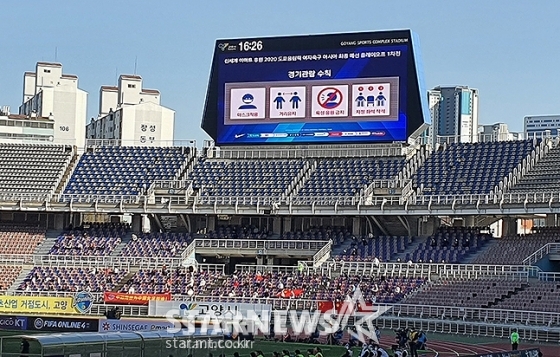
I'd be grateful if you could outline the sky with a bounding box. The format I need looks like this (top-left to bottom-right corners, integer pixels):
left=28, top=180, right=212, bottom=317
left=1, top=0, right=559, bottom=145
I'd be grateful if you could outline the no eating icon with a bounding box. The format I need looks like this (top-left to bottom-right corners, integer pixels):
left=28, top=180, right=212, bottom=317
left=317, top=87, right=343, bottom=109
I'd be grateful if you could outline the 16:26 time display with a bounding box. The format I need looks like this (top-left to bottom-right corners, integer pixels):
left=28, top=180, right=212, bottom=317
left=238, top=40, right=263, bottom=51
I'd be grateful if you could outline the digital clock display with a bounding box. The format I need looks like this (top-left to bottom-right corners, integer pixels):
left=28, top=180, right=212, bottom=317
left=238, top=40, right=263, bottom=52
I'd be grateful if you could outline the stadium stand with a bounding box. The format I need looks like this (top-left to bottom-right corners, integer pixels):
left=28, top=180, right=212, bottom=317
left=189, top=158, right=307, bottom=197
left=282, top=226, right=351, bottom=242
left=506, top=144, right=560, bottom=193
left=334, top=235, right=413, bottom=262
left=48, top=223, right=129, bottom=256
left=120, top=268, right=223, bottom=295
left=296, top=157, right=406, bottom=197
left=0, top=143, right=73, bottom=198
left=219, top=271, right=425, bottom=303
left=0, top=266, right=22, bottom=290
left=406, top=226, right=492, bottom=263
left=0, top=224, right=46, bottom=255
left=404, top=278, right=527, bottom=308
left=120, top=232, right=192, bottom=257
left=117, top=269, right=425, bottom=303
left=414, top=140, right=536, bottom=195
left=492, top=281, right=560, bottom=313
left=63, top=146, right=193, bottom=197
left=19, top=267, right=128, bottom=293
left=204, top=225, right=271, bottom=239
left=472, top=227, right=560, bottom=265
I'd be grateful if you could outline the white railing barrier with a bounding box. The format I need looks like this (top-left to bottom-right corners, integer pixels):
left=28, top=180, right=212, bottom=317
left=9, top=189, right=560, bottom=209
left=312, top=240, right=332, bottom=268
left=235, top=264, right=306, bottom=274
left=193, top=238, right=327, bottom=253
left=523, top=243, right=560, bottom=265
left=0, top=254, right=184, bottom=269
left=335, top=261, right=533, bottom=280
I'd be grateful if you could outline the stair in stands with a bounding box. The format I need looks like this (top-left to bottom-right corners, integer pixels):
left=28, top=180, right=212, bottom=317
left=54, top=151, right=79, bottom=195
left=462, top=238, right=499, bottom=264
left=393, top=236, right=428, bottom=262
left=113, top=268, right=140, bottom=292
left=331, top=237, right=354, bottom=256
left=176, top=149, right=198, bottom=181
left=285, top=160, right=318, bottom=197
left=7, top=265, right=34, bottom=293
left=110, top=232, right=133, bottom=256
left=485, top=283, right=530, bottom=309
left=34, top=230, right=63, bottom=255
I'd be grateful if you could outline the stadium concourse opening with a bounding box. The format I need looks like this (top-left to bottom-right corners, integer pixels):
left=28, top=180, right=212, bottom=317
left=0, top=330, right=224, bottom=357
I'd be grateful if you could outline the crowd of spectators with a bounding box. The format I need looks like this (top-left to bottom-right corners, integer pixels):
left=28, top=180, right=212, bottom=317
left=213, top=271, right=425, bottom=303
left=120, top=266, right=223, bottom=295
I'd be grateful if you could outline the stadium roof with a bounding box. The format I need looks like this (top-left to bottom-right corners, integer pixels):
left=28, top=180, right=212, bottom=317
left=15, top=329, right=222, bottom=347
left=18, top=331, right=141, bottom=347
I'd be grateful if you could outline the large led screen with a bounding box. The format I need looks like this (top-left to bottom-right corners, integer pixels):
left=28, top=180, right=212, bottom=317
left=202, top=30, right=427, bottom=145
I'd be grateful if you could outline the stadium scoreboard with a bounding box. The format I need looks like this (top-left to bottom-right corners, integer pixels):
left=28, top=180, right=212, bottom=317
left=202, top=30, right=429, bottom=145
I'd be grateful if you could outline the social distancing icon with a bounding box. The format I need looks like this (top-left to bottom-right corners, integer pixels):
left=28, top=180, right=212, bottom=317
left=269, top=86, right=306, bottom=119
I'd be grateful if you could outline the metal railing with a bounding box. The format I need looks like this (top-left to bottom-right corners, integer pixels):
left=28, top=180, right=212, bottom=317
left=235, top=264, right=305, bottom=274
left=0, top=254, right=184, bottom=269
left=4, top=289, right=560, bottom=328
left=313, top=240, right=332, bottom=268
left=386, top=303, right=560, bottom=327
left=57, top=193, right=141, bottom=204
left=523, top=243, right=560, bottom=265
left=8, top=190, right=560, bottom=211
left=337, top=261, right=534, bottom=280
left=210, top=144, right=404, bottom=160
left=85, top=139, right=197, bottom=148
left=195, top=263, right=226, bottom=274
left=376, top=316, right=560, bottom=343
left=538, top=271, right=560, bottom=282
left=0, top=193, right=50, bottom=202
left=193, top=239, right=327, bottom=253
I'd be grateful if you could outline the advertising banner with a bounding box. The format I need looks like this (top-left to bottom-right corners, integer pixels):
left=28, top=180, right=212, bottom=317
left=98, top=318, right=174, bottom=332
left=317, top=301, right=375, bottom=313
left=0, top=296, right=77, bottom=315
left=27, top=316, right=99, bottom=332
left=0, top=315, right=27, bottom=331
left=103, top=292, right=171, bottom=305
left=148, top=300, right=272, bottom=321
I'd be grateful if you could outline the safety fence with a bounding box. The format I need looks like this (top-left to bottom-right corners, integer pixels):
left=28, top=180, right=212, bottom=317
left=375, top=316, right=560, bottom=343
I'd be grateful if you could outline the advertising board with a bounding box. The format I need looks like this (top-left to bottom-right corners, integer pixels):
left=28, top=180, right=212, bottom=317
left=202, top=30, right=429, bottom=145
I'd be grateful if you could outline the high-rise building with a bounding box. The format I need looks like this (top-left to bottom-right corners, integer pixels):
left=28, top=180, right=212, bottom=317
left=429, top=86, right=479, bottom=143
left=18, top=62, right=87, bottom=147
left=524, top=115, right=560, bottom=137
left=86, top=74, right=175, bottom=146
